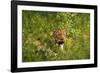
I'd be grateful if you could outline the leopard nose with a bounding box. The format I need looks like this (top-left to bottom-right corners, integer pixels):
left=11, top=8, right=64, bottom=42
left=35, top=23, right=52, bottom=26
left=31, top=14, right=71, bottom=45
left=60, top=39, right=64, bottom=41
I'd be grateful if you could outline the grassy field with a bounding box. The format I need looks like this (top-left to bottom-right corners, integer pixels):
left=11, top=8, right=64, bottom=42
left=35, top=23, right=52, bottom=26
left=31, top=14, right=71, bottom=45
left=22, top=10, right=90, bottom=62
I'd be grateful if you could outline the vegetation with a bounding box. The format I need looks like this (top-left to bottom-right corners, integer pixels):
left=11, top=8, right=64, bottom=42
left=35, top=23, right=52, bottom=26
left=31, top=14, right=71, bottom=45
left=22, top=10, right=90, bottom=62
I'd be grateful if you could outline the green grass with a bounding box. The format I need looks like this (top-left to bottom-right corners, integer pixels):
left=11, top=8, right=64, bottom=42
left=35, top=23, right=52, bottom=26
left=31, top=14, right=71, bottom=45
left=22, top=10, right=90, bottom=62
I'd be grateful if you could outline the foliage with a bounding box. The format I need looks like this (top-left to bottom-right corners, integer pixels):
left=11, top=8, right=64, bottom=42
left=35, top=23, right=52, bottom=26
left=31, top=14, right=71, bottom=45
left=22, top=10, right=90, bottom=62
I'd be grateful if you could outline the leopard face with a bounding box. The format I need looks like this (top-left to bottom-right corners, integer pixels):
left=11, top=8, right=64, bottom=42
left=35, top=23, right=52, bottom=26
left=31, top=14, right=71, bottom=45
left=53, top=29, right=66, bottom=45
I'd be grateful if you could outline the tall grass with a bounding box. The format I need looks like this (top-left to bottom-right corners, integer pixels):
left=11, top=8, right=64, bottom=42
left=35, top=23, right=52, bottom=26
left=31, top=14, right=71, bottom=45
left=22, top=10, right=90, bottom=62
